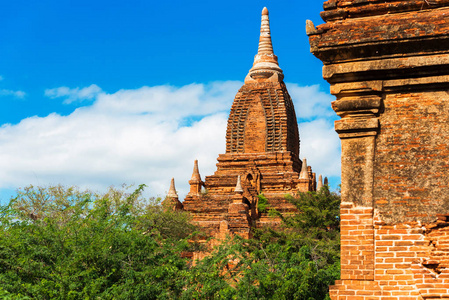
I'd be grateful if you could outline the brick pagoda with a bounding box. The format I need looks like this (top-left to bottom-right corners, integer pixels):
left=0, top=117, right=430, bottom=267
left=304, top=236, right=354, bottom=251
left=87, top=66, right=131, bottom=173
left=308, top=1, right=449, bottom=298
left=179, top=7, right=317, bottom=239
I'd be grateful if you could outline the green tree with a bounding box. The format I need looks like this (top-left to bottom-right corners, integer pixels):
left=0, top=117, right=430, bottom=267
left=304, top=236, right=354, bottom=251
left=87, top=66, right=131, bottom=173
left=0, top=185, right=340, bottom=299
left=182, top=186, right=341, bottom=300
left=0, top=185, right=199, bottom=299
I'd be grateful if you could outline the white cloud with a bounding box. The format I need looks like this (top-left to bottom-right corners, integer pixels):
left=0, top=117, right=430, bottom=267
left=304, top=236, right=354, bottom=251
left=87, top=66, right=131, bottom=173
left=288, top=82, right=341, bottom=181
left=0, top=89, right=26, bottom=99
left=0, top=82, right=237, bottom=200
left=0, top=81, right=340, bottom=201
left=299, top=118, right=341, bottom=179
left=287, top=83, right=335, bottom=120
left=93, top=81, right=241, bottom=120
left=45, top=84, right=102, bottom=104
left=0, top=76, right=26, bottom=99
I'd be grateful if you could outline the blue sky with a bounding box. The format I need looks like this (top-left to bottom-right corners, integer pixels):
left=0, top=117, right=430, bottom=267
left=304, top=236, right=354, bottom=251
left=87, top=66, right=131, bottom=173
left=0, top=0, right=340, bottom=202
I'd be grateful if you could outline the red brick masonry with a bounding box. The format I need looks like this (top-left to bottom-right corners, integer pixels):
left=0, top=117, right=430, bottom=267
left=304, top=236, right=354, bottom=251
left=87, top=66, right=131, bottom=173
left=309, top=1, right=449, bottom=298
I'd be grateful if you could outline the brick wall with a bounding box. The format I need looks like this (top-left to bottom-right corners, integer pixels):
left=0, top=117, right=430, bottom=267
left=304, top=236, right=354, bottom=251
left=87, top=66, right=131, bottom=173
left=331, top=215, right=449, bottom=299
left=340, top=203, right=375, bottom=281
left=374, top=92, right=449, bottom=223
left=309, top=1, right=449, bottom=299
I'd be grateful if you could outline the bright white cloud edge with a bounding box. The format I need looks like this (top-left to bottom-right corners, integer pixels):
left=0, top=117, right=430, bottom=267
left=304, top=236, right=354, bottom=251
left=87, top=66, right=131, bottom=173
left=0, top=82, right=340, bottom=201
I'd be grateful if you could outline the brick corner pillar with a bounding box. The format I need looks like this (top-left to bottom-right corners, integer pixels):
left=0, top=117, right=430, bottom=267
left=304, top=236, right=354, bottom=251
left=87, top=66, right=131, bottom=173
left=308, top=1, right=449, bottom=299
left=327, top=79, right=380, bottom=297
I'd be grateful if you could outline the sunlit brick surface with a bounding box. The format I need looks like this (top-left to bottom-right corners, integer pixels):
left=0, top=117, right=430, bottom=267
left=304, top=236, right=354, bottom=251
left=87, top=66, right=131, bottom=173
left=309, top=1, right=449, bottom=298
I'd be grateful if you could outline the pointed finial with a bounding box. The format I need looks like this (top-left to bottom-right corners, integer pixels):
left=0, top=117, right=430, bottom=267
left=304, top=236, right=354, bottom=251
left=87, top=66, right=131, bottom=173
left=317, top=174, right=323, bottom=190
left=190, top=159, right=201, bottom=181
left=247, top=7, right=283, bottom=81
left=262, top=7, right=268, bottom=15
left=257, top=7, right=273, bottom=56
left=324, top=177, right=329, bottom=186
left=167, top=178, right=178, bottom=198
left=305, top=19, right=323, bottom=36
left=163, top=177, right=182, bottom=211
left=306, top=20, right=319, bottom=36
left=234, top=175, right=244, bottom=193
left=299, top=158, right=309, bottom=180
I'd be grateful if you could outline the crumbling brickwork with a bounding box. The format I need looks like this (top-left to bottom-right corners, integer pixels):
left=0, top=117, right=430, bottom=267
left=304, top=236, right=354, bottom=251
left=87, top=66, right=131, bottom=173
left=309, top=0, right=449, bottom=298
left=180, top=8, right=318, bottom=240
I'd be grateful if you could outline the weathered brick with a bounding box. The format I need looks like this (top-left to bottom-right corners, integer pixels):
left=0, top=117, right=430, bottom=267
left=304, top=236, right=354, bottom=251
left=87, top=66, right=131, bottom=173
left=309, top=1, right=449, bottom=299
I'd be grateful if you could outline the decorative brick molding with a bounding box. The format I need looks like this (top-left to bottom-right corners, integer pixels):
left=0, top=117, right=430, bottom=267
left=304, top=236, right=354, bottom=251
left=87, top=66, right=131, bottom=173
left=309, top=1, right=449, bottom=299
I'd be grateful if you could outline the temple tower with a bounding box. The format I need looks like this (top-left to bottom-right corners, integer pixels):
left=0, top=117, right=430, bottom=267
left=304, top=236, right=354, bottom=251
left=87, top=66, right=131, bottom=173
left=183, top=7, right=316, bottom=237
left=308, top=1, right=449, bottom=298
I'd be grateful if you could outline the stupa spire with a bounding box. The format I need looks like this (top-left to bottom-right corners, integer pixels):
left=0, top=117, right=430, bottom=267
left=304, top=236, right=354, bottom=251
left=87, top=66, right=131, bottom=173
left=167, top=178, right=178, bottom=198
left=258, top=7, right=274, bottom=55
left=190, top=159, right=201, bottom=181
left=163, top=177, right=182, bottom=211
left=317, top=174, right=323, bottom=190
left=188, top=159, right=204, bottom=196
left=247, top=7, right=283, bottom=81
left=299, top=158, right=309, bottom=180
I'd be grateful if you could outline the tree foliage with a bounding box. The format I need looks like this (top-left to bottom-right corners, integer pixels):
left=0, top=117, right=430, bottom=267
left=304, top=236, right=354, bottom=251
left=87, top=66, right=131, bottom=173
left=0, top=185, right=198, bottom=299
left=184, top=187, right=341, bottom=299
left=0, top=185, right=340, bottom=299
